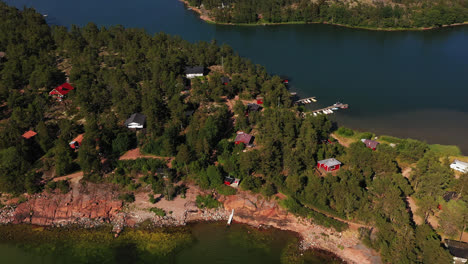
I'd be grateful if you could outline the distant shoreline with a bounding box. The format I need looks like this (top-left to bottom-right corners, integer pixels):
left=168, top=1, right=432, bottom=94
left=180, top=0, right=468, bottom=32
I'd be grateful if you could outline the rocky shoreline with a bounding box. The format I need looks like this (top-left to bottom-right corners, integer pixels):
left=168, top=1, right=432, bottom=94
left=0, top=181, right=381, bottom=264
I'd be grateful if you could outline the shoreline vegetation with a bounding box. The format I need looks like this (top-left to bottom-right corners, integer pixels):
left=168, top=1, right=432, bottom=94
left=0, top=2, right=467, bottom=264
left=180, top=0, right=468, bottom=31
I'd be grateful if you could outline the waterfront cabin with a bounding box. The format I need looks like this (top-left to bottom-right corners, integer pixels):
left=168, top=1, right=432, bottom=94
left=317, top=158, right=342, bottom=172
left=450, top=160, right=468, bottom=173
left=22, top=130, right=37, bottom=140
left=185, top=66, right=204, bottom=79
left=125, top=113, right=146, bottom=129
left=221, top=76, right=230, bottom=85
left=69, top=134, right=84, bottom=150
left=224, top=176, right=240, bottom=188
left=49, top=83, right=74, bottom=101
left=235, top=132, right=254, bottom=146
left=445, top=240, right=468, bottom=264
left=361, top=139, right=379, bottom=150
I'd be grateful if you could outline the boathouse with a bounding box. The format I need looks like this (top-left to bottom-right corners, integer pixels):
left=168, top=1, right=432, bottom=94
left=317, top=158, right=342, bottom=172
left=125, top=113, right=146, bottom=129
left=361, top=139, right=379, bottom=150
left=185, top=66, right=204, bottom=79
left=235, top=132, right=254, bottom=146
left=69, top=134, right=84, bottom=150
left=445, top=240, right=468, bottom=263
left=49, top=83, right=74, bottom=100
left=450, top=160, right=468, bottom=173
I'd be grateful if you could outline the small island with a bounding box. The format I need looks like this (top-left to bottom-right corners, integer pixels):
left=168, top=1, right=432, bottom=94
left=0, top=2, right=467, bottom=264
left=182, top=0, right=468, bottom=30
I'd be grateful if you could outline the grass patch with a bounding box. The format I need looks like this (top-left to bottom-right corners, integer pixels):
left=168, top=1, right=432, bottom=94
left=150, top=207, right=166, bottom=217
left=429, top=144, right=462, bottom=157
left=196, top=194, right=221, bottom=209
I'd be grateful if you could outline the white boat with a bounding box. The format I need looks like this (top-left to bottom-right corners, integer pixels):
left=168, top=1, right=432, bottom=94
left=332, top=107, right=339, bottom=110
left=306, top=99, right=311, bottom=103
left=323, top=110, right=328, bottom=114
left=311, top=98, right=317, bottom=102
left=313, top=112, right=317, bottom=116
left=227, top=209, right=234, bottom=225
left=329, top=109, right=334, bottom=114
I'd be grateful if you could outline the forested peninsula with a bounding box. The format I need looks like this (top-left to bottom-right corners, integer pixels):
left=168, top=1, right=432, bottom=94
left=184, top=0, right=468, bottom=30
left=1, top=2, right=467, bottom=263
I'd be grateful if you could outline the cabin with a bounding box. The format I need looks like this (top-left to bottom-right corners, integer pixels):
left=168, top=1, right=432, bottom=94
left=450, top=160, right=468, bottom=173
left=69, top=134, right=84, bottom=150
left=185, top=66, right=204, bottom=79
left=221, top=76, right=230, bottom=85
left=256, top=96, right=264, bottom=105
left=49, top=83, right=74, bottom=101
left=125, top=113, right=146, bottom=129
left=22, top=130, right=37, bottom=139
left=235, top=132, right=254, bottom=146
left=224, top=176, right=240, bottom=188
left=445, top=240, right=468, bottom=264
left=317, top=158, right=342, bottom=172
left=361, top=139, right=379, bottom=150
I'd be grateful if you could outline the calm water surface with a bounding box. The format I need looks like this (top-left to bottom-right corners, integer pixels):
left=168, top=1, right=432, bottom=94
left=0, top=222, right=340, bottom=263
left=5, top=0, right=468, bottom=152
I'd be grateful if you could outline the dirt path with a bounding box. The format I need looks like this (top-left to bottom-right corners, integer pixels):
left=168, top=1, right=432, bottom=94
left=119, top=148, right=174, bottom=168
left=407, top=196, right=423, bottom=225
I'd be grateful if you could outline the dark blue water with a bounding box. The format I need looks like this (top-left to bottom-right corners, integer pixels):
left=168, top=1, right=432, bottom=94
left=6, top=0, right=468, bottom=152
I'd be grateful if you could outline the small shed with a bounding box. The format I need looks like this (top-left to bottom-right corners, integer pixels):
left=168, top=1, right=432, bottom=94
left=125, top=113, right=146, bottom=129
left=69, top=134, right=84, bottom=149
left=450, top=160, right=468, bottom=173
left=221, top=76, right=230, bottom=85
left=361, top=139, right=379, bottom=150
left=317, top=158, right=342, bottom=172
left=49, top=83, right=74, bottom=99
left=256, top=96, right=264, bottom=105
left=235, top=132, right=254, bottom=146
left=224, top=176, right=240, bottom=188
left=22, top=130, right=37, bottom=139
left=445, top=240, right=468, bottom=263
left=185, top=66, right=204, bottom=79
left=247, top=103, right=262, bottom=112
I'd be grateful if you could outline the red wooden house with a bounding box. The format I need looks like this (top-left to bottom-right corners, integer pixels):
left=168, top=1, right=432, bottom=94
left=49, top=83, right=74, bottom=100
left=361, top=139, right=379, bottom=150
left=69, top=134, right=84, bottom=149
left=317, top=158, right=342, bottom=172
left=235, top=132, right=254, bottom=146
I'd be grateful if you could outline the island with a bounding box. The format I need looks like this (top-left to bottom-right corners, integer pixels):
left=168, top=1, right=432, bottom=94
left=182, top=0, right=468, bottom=30
left=0, top=2, right=467, bottom=264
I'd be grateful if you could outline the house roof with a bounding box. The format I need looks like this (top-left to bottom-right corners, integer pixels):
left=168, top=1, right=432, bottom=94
left=50, top=83, right=74, bottom=96
left=70, top=134, right=84, bottom=144
left=443, top=191, right=458, bottom=202
left=247, top=103, right=261, bottom=112
left=185, top=66, right=204, bottom=75
left=235, top=132, right=253, bottom=144
left=318, top=158, right=342, bottom=167
left=22, top=130, right=37, bottom=139
left=445, top=240, right=468, bottom=259
left=125, top=113, right=146, bottom=126
left=361, top=139, right=380, bottom=149
left=452, top=159, right=468, bottom=168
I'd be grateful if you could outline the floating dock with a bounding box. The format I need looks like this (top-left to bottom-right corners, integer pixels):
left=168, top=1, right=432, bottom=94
left=302, top=102, right=349, bottom=117
left=295, top=97, right=317, bottom=105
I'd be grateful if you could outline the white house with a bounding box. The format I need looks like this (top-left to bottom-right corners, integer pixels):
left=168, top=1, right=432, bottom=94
left=185, top=66, right=204, bottom=79
left=125, top=113, right=146, bottom=129
left=450, top=160, right=468, bottom=173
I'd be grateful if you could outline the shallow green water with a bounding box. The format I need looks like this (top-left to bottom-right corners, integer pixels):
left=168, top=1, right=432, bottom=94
left=0, top=223, right=340, bottom=264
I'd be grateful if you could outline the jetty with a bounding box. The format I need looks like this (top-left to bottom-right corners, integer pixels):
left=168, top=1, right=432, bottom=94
left=295, top=97, right=317, bottom=105
left=301, top=102, right=349, bottom=117
left=227, top=209, right=234, bottom=225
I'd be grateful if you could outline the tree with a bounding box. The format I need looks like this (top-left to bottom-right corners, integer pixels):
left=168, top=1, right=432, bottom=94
left=0, top=147, right=30, bottom=194
left=54, top=138, right=75, bottom=176
left=439, top=200, right=468, bottom=239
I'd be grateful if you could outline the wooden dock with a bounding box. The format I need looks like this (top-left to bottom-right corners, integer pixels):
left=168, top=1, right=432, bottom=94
left=301, top=102, right=349, bottom=117
left=295, top=97, right=317, bottom=105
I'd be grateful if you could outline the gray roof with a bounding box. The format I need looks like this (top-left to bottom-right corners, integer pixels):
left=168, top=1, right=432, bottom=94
left=318, top=158, right=342, bottom=167
left=445, top=240, right=468, bottom=259
left=361, top=139, right=379, bottom=149
left=185, top=66, right=204, bottom=74
left=247, top=103, right=261, bottom=112
left=125, top=113, right=146, bottom=126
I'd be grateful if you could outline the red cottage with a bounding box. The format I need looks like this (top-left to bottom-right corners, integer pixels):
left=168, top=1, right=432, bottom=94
left=69, top=134, right=84, bottom=149
left=317, top=158, right=342, bottom=172
left=49, top=83, right=75, bottom=100
left=361, top=139, right=379, bottom=150
left=235, top=132, right=254, bottom=145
